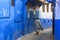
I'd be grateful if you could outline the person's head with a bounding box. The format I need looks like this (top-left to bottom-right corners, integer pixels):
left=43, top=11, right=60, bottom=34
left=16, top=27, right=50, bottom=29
left=36, top=18, right=39, bottom=20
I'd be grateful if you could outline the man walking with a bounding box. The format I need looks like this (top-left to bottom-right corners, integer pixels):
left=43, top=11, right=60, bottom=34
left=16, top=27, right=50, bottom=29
left=34, top=18, right=43, bottom=35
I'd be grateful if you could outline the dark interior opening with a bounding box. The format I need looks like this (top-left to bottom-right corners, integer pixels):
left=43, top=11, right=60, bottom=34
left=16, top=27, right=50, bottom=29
left=11, top=0, right=15, bottom=6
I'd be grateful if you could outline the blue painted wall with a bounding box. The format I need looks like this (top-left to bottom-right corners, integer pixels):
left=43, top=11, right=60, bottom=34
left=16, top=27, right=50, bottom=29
left=47, top=0, right=60, bottom=40
left=40, top=19, right=52, bottom=29
left=0, top=0, right=28, bottom=40
left=54, top=0, right=60, bottom=40
left=0, top=0, right=54, bottom=40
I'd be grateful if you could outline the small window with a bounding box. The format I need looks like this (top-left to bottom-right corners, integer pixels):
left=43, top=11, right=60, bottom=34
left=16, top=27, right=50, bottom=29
left=11, top=0, right=15, bottom=6
left=48, top=20, right=50, bottom=23
left=51, top=4, right=53, bottom=12
left=47, top=4, right=49, bottom=12
left=42, top=5, right=45, bottom=12
left=44, top=20, right=45, bottom=23
left=0, top=0, right=10, bottom=19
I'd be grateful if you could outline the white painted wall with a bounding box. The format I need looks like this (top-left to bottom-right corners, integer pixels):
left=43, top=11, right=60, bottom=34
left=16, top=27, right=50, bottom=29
left=39, top=3, right=53, bottom=19
left=55, top=0, right=60, bottom=19
left=28, top=3, right=53, bottom=19
left=39, top=12, right=52, bottom=19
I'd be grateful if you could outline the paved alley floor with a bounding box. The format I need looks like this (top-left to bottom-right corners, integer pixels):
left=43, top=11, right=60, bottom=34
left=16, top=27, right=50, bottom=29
left=17, top=28, right=53, bottom=40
